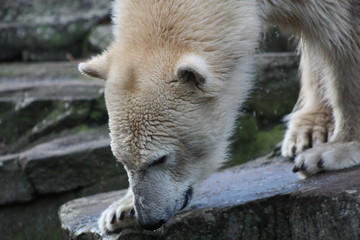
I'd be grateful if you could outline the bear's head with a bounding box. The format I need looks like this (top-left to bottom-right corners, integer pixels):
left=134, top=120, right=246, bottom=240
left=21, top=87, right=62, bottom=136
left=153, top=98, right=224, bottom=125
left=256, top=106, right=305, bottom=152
left=78, top=0, right=259, bottom=228
left=79, top=45, right=236, bottom=227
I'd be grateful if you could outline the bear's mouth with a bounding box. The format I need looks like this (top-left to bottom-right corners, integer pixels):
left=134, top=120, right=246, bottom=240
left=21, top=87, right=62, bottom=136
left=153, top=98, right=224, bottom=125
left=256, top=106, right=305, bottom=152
left=180, top=187, right=193, bottom=210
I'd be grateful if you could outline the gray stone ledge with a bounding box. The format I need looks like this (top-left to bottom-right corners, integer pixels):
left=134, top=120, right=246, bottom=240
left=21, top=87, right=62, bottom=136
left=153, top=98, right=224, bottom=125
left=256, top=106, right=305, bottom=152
left=0, top=62, right=104, bottom=102
left=59, top=157, right=360, bottom=240
left=19, top=128, right=120, bottom=195
left=0, top=128, right=126, bottom=205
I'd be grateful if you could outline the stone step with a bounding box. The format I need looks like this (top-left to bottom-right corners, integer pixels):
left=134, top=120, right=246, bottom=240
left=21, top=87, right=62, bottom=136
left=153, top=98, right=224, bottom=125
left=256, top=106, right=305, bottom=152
left=0, top=62, right=107, bottom=154
left=59, top=157, right=360, bottom=240
left=0, top=127, right=126, bottom=206
left=0, top=62, right=103, bottom=96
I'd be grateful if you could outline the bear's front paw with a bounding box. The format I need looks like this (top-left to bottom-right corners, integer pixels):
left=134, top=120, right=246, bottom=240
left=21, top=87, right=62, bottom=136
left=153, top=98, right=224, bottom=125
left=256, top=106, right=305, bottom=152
left=281, top=108, right=334, bottom=158
left=292, top=141, right=360, bottom=177
left=98, top=191, right=138, bottom=234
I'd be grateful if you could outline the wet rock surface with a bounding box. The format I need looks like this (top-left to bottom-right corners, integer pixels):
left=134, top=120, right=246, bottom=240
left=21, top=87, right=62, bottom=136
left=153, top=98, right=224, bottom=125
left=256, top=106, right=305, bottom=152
left=59, top=157, right=360, bottom=240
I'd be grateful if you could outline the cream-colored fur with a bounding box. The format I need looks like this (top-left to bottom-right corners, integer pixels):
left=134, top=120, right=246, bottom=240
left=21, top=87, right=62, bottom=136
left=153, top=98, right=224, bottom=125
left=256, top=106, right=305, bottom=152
left=79, top=0, right=360, bottom=234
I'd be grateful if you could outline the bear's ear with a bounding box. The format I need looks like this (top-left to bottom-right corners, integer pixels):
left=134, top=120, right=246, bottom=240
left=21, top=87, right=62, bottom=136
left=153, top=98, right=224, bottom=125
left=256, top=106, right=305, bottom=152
left=176, top=65, right=206, bottom=89
left=176, top=54, right=222, bottom=95
left=78, top=52, right=109, bottom=80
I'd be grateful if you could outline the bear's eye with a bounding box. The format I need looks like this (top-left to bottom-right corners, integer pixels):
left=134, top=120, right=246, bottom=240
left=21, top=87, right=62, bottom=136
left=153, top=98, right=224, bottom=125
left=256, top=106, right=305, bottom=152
left=151, top=155, right=167, bottom=166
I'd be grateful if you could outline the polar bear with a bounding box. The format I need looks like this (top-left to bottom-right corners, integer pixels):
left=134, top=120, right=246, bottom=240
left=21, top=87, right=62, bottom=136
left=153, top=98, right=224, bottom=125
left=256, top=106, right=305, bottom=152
left=79, top=0, right=360, bottom=233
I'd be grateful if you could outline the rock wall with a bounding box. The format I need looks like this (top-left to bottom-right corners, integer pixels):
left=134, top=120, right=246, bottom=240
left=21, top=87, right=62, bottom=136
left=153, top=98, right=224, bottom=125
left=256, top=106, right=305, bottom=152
left=0, top=0, right=112, bottom=61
